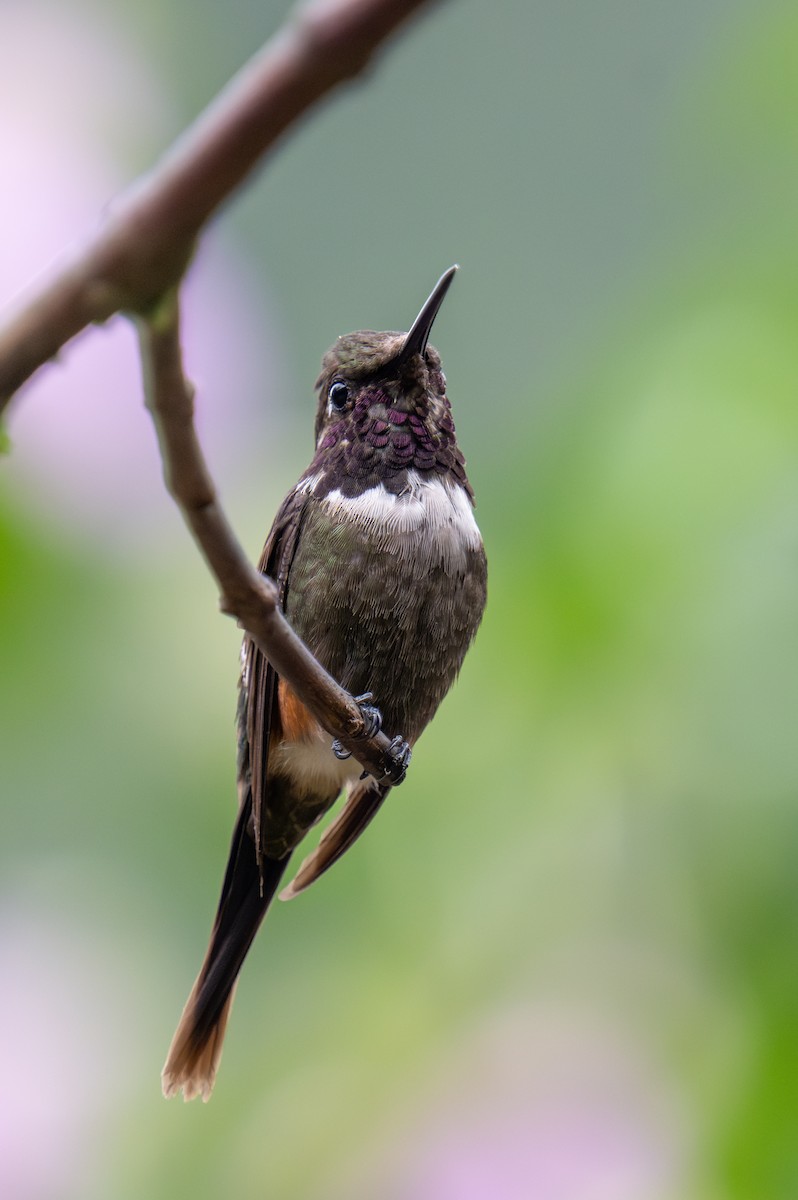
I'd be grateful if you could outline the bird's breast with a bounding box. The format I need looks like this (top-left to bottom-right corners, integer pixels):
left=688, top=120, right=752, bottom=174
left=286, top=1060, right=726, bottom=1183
left=286, top=469, right=486, bottom=743
left=300, top=469, right=482, bottom=573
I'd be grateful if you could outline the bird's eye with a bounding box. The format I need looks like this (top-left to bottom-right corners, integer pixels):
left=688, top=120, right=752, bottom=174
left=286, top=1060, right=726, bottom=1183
left=328, top=381, right=350, bottom=410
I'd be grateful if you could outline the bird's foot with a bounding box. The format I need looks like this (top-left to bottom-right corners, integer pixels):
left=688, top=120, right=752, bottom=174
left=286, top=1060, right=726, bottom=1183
left=332, top=693, right=383, bottom=760
left=384, top=734, right=412, bottom=786
left=354, top=693, right=383, bottom=739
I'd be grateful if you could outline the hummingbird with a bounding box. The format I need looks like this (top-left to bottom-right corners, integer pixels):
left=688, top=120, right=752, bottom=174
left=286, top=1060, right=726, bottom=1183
left=162, top=266, right=487, bottom=1101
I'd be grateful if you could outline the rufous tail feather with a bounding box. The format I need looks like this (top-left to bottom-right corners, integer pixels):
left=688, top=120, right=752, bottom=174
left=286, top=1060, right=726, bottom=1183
left=162, top=799, right=289, bottom=1101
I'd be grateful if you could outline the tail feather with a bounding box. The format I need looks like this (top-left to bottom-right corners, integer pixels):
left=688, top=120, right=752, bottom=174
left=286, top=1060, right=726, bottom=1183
left=280, top=777, right=391, bottom=900
left=162, top=799, right=289, bottom=1102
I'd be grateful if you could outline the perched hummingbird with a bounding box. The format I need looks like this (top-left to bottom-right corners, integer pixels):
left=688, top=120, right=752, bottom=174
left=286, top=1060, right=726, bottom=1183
left=162, top=266, right=487, bottom=1101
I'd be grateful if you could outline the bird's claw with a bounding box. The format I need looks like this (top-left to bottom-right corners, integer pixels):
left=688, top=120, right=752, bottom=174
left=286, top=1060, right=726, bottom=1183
left=354, top=692, right=383, bottom=739
left=332, top=693, right=383, bottom=760
left=384, top=734, right=412, bottom=786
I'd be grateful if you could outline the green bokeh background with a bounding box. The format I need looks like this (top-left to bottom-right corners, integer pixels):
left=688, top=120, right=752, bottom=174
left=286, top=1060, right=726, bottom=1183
left=2, top=1, right=798, bottom=1197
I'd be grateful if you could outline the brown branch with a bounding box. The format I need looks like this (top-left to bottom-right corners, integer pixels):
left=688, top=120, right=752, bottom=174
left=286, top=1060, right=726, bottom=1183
left=0, top=0, right=439, bottom=409
left=136, top=295, right=407, bottom=782
left=1, top=0, right=431, bottom=783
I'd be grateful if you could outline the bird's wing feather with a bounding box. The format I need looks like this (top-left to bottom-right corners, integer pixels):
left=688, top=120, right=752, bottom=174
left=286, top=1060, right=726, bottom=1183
left=240, top=487, right=310, bottom=861
left=280, top=776, right=393, bottom=899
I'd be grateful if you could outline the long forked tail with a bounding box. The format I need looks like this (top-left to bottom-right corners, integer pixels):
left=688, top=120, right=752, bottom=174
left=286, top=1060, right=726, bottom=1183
left=162, top=800, right=289, bottom=1102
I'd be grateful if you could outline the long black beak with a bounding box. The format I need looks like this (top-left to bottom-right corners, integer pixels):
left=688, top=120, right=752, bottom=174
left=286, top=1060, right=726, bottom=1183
left=397, top=265, right=458, bottom=364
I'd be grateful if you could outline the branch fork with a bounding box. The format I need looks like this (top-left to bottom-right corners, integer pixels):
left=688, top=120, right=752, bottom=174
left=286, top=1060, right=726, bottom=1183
left=0, top=0, right=440, bottom=784
left=137, top=294, right=408, bottom=784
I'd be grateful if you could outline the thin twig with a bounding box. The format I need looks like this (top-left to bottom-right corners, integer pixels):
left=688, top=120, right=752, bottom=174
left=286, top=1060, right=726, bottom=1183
left=0, top=0, right=439, bottom=409
left=136, top=294, right=407, bottom=781
left=1, top=0, right=432, bottom=781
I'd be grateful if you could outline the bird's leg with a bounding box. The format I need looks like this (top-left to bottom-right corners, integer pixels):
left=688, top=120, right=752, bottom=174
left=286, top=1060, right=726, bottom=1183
left=332, top=693, right=382, bottom=760
left=383, top=734, right=412, bottom=786
left=333, top=696, right=411, bottom=785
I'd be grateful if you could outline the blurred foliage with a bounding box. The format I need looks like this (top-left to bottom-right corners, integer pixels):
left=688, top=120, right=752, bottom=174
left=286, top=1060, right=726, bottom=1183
left=2, top=1, right=798, bottom=1199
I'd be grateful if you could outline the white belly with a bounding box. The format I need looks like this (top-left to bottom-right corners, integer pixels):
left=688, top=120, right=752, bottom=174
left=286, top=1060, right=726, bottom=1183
left=270, top=733, right=363, bottom=797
